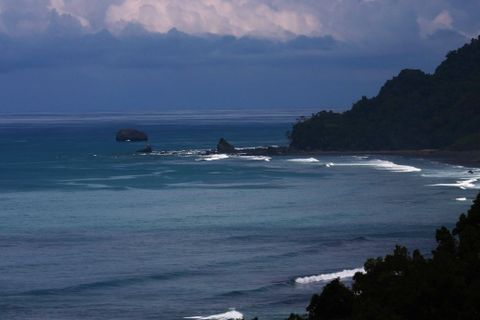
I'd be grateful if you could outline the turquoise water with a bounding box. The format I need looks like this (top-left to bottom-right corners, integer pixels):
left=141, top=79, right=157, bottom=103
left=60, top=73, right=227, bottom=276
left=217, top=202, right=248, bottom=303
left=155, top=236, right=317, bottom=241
left=0, top=112, right=479, bottom=320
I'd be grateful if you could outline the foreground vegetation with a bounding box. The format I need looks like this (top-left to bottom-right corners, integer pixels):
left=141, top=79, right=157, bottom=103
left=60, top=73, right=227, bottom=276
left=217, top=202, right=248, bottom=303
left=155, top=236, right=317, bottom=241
left=285, top=192, right=480, bottom=320
left=289, top=36, right=480, bottom=151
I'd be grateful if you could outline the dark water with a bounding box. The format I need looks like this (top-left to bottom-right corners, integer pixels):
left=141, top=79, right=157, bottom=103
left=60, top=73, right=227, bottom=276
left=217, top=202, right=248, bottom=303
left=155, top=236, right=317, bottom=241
left=0, top=112, right=478, bottom=320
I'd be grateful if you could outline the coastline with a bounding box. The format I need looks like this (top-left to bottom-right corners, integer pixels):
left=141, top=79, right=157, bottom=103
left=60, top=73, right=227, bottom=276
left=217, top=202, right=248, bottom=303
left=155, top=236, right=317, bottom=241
left=292, top=149, right=480, bottom=168
left=214, top=140, right=480, bottom=168
left=214, top=136, right=480, bottom=168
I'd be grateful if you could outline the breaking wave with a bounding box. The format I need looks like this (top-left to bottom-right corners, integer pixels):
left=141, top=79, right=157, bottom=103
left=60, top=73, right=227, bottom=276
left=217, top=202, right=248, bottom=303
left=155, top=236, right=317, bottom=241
left=295, top=267, right=365, bottom=284
left=430, top=178, right=479, bottom=190
left=287, top=157, right=320, bottom=163
left=196, top=154, right=230, bottom=161
left=327, top=159, right=421, bottom=173
left=149, top=149, right=208, bottom=157
left=236, top=145, right=276, bottom=150
left=185, top=309, right=244, bottom=320
left=196, top=154, right=272, bottom=162
left=237, top=155, right=271, bottom=162
left=422, top=166, right=480, bottom=190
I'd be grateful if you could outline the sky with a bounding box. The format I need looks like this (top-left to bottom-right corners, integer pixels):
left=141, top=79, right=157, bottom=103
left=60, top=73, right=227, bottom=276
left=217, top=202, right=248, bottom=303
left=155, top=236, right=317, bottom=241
left=0, top=0, right=479, bottom=113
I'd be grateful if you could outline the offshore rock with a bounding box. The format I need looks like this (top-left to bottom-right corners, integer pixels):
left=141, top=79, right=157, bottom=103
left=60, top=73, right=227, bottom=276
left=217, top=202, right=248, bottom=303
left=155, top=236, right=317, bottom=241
left=116, top=129, right=148, bottom=142
left=217, top=138, right=236, bottom=153
left=136, top=144, right=153, bottom=153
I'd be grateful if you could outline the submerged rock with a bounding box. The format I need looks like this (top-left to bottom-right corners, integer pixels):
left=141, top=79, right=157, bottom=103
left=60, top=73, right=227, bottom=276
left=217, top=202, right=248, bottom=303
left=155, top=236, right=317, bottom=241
left=116, top=129, right=148, bottom=142
left=217, top=138, right=236, bottom=153
left=136, top=144, right=153, bottom=153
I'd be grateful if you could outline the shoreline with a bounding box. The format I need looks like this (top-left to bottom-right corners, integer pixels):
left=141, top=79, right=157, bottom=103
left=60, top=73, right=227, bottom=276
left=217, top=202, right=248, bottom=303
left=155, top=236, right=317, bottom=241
left=212, top=139, right=480, bottom=168
left=290, top=149, right=480, bottom=168
left=216, top=143, right=480, bottom=168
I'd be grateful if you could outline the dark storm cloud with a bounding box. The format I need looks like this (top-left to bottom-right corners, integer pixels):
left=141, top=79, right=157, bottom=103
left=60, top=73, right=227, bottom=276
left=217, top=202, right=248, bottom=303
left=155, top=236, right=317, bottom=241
left=0, top=0, right=478, bottom=112
left=0, top=29, right=338, bottom=71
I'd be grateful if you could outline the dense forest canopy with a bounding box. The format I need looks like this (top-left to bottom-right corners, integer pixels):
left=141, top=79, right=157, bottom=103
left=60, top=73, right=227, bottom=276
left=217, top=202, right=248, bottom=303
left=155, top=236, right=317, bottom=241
left=289, top=37, right=480, bottom=151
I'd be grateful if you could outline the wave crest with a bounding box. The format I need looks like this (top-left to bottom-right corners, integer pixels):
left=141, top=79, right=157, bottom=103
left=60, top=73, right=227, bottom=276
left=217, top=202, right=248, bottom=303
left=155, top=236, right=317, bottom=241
left=295, top=267, right=365, bottom=284
left=327, top=159, right=421, bottom=173
left=431, top=178, right=479, bottom=190
left=185, top=309, right=244, bottom=320
left=287, top=157, right=320, bottom=163
left=196, top=154, right=230, bottom=161
left=238, top=155, right=271, bottom=162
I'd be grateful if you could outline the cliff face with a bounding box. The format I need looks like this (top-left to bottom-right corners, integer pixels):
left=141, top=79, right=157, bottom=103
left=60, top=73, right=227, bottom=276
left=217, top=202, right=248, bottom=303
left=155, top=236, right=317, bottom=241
left=289, top=37, right=480, bottom=151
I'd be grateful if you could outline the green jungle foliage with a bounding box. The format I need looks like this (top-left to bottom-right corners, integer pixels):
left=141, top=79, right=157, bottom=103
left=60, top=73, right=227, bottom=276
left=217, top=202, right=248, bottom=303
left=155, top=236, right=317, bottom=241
left=287, top=192, right=480, bottom=320
left=289, top=37, right=480, bottom=151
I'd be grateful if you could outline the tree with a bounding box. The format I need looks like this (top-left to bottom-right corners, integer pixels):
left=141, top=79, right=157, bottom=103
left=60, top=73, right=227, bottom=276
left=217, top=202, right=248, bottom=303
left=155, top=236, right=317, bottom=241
left=306, top=278, right=353, bottom=320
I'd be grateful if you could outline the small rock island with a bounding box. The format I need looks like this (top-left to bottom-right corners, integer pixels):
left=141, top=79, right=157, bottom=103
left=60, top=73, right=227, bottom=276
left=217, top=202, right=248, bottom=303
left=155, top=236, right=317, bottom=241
left=116, top=129, right=148, bottom=142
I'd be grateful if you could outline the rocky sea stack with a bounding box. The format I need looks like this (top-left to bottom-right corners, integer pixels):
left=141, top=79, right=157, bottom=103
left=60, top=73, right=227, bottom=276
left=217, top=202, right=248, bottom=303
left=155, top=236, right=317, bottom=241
left=217, top=138, right=236, bottom=153
left=116, top=129, right=148, bottom=142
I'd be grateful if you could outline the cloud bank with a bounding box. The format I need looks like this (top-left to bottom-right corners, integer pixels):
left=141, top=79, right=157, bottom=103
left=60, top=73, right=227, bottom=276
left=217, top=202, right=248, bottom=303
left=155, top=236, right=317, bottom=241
left=105, top=0, right=321, bottom=39
left=0, top=1, right=478, bottom=112
left=0, top=0, right=479, bottom=40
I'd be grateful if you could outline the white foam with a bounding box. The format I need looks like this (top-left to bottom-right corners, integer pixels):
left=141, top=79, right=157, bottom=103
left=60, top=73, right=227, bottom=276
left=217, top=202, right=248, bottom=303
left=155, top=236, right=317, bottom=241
left=329, top=159, right=421, bottom=173
left=431, top=178, right=479, bottom=190
left=288, top=157, right=320, bottom=163
left=295, top=267, right=365, bottom=284
left=235, top=146, right=266, bottom=150
left=238, top=155, right=271, bottom=162
left=422, top=166, right=480, bottom=190
left=185, top=309, right=244, bottom=320
left=196, top=154, right=230, bottom=161
left=422, top=169, right=478, bottom=179
left=370, top=160, right=422, bottom=173
left=456, top=197, right=467, bottom=201
left=150, top=149, right=209, bottom=157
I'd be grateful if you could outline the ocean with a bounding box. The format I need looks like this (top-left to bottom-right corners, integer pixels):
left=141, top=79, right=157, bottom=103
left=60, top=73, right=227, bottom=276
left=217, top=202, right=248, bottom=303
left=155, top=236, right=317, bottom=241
left=0, top=111, right=479, bottom=320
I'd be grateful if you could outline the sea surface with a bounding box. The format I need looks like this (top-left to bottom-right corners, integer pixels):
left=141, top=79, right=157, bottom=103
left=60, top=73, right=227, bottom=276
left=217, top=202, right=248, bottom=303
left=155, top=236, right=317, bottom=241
left=0, top=111, right=479, bottom=320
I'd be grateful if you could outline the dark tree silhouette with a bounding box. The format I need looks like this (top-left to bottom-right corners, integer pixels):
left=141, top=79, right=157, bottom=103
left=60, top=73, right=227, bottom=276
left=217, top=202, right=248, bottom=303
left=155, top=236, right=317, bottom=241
left=306, top=278, right=353, bottom=320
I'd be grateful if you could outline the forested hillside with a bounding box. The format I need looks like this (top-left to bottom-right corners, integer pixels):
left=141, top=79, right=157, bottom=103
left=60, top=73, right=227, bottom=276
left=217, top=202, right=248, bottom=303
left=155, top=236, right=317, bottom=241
left=289, top=37, right=480, bottom=151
